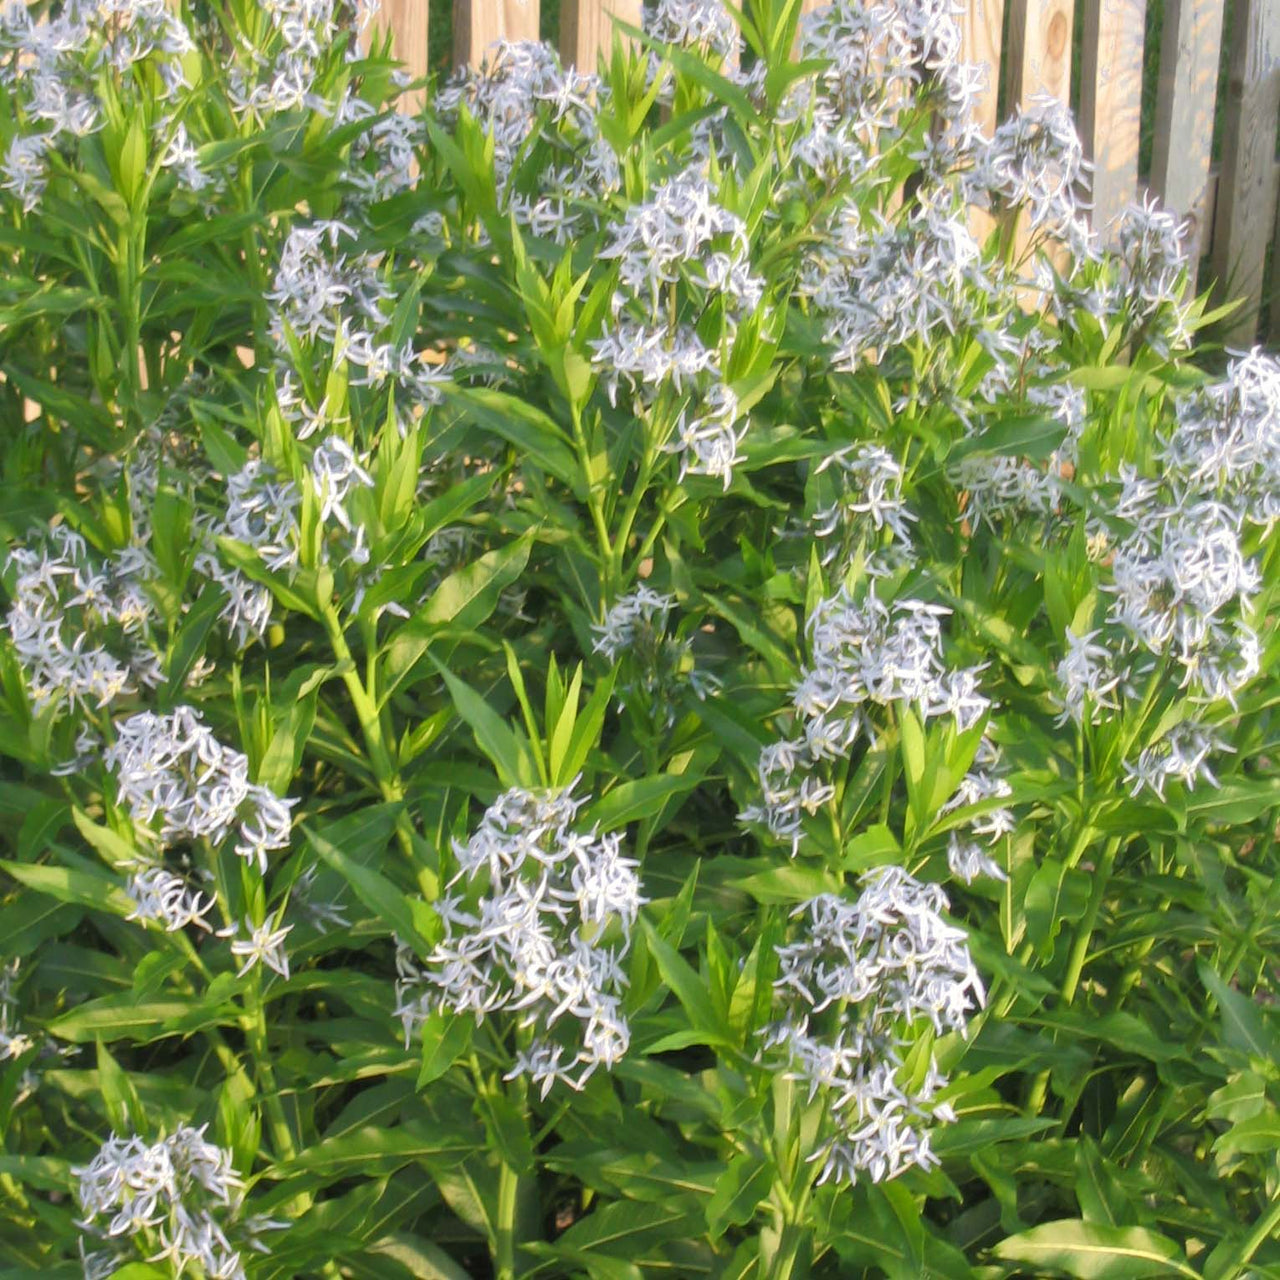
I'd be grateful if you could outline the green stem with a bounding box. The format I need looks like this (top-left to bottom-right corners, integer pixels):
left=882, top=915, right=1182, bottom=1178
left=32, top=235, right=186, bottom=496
left=1230, top=1187, right=1280, bottom=1276
left=321, top=606, right=434, bottom=894
left=1059, top=836, right=1123, bottom=1007
left=767, top=1222, right=809, bottom=1280
left=1025, top=835, right=1124, bottom=1119
left=495, top=1158, right=521, bottom=1280
left=243, top=970, right=310, bottom=1215
left=569, top=404, right=613, bottom=579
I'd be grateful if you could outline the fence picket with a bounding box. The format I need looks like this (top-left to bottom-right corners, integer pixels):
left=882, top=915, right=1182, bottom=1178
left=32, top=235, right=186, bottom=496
left=1150, top=0, right=1225, bottom=283
left=1079, top=0, right=1146, bottom=241
left=961, top=0, right=1005, bottom=246
left=1005, top=0, right=1074, bottom=106
left=962, top=0, right=1004, bottom=138
left=1211, top=0, right=1280, bottom=344
left=379, top=0, right=429, bottom=113
left=453, top=0, right=541, bottom=68
left=560, top=0, right=642, bottom=70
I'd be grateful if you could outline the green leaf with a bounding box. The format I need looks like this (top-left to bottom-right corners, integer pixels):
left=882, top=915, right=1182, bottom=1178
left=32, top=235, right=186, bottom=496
left=16, top=797, right=70, bottom=862
left=1027, top=1010, right=1183, bottom=1063
left=0, top=898, right=81, bottom=957
left=71, top=808, right=137, bottom=867
left=163, top=585, right=227, bottom=701
left=416, top=1011, right=474, bottom=1088
left=445, top=387, right=582, bottom=497
left=305, top=818, right=431, bottom=955
left=725, top=862, right=840, bottom=904
left=706, top=1153, right=771, bottom=1240
left=534, top=1199, right=701, bottom=1258
left=97, top=1038, right=142, bottom=1133
left=419, top=534, right=533, bottom=631
left=583, top=773, right=704, bottom=833
left=1212, top=1108, right=1280, bottom=1157
left=45, top=994, right=234, bottom=1044
left=949, top=411, right=1065, bottom=462
left=0, top=859, right=133, bottom=918
left=993, top=1220, right=1197, bottom=1278
left=0, top=1154, right=73, bottom=1192
left=1024, top=857, right=1091, bottom=960
left=638, top=918, right=729, bottom=1046
left=432, top=659, right=539, bottom=788
left=1200, top=962, right=1278, bottom=1063
left=1074, top=1136, right=1137, bottom=1227
left=268, top=1122, right=471, bottom=1180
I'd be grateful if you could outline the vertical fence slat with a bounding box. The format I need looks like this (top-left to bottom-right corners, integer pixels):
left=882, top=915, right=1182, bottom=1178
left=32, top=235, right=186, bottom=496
left=1005, top=0, right=1074, bottom=107
left=1150, top=0, right=1225, bottom=282
left=1079, top=0, right=1146, bottom=239
left=453, top=0, right=541, bottom=68
left=1211, top=0, right=1280, bottom=344
left=382, top=0, right=429, bottom=113
left=963, top=0, right=1005, bottom=245
left=560, top=0, right=642, bottom=71
left=962, top=0, right=1005, bottom=138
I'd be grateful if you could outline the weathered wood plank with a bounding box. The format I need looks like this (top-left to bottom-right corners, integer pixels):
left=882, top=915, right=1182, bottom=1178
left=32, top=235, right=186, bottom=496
left=560, top=0, right=643, bottom=70
left=962, top=0, right=1005, bottom=246
left=1150, top=0, right=1226, bottom=282
left=962, top=0, right=1005, bottom=138
left=1005, top=0, right=1074, bottom=107
left=380, top=0, right=429, bottom=114
left=1004, top=0, right=1073, bottom=282
left=453, top=0, right=541, bottom=68
left=1211, top=0, right=1280, bottom=344
left=1079, top=0, right=1146, bottom=241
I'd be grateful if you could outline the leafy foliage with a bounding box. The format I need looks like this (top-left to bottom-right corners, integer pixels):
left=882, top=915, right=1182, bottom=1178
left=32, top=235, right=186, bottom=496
left=0, top=1, right=1278, bottom=1278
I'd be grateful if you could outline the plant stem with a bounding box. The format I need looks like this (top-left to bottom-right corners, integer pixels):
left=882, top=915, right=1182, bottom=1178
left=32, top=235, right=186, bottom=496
left=495, top=1158, right=521, bottom=1280
left=1230, top=1187, right=1280, bottom=1276
left=1024, top=835, right=1123, bottom=1117
left=768, top=1222, right=809, bottom=1280
left=321, top=605, right=433, bottom=891
left=569, top=404, right=613, bottom=579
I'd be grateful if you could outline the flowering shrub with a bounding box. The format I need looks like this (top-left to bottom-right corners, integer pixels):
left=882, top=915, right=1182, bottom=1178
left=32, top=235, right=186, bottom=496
left=1, top=0, right=1279, bottom=1277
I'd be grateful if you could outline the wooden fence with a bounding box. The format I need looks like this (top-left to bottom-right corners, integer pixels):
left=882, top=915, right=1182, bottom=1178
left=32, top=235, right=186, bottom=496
left=376, top=0, right=1280, bottom=347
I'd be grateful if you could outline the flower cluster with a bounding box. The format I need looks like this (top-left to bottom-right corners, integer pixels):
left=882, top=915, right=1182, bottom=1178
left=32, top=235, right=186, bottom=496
left=396, top=784, right=644, bottom=1096
left=591, top=169, right=763, bottom=486
left=941, top=737, right=1014, bottom=883
left=435, top=39, right=618, bottom=244
left=593, top=586, right=719, bottom=724
left=741, top=588, right=991, bottom=855
left=810, top=442, right=917, bottom=573
left=105, top=706, right=295, bottom=874
left=1165, top=348, right=1280, bottom=530
left=1123, top=717, right=1232, bottom=800
left=1042, top=356, right=1271, bottom=800
left=0, top=0, right=192, bottom=211
left=968, top=93, right=1090, bottom=239
left=797, top=590, right=989, bottom=731
left=799, top=193, right=986, bottom=372
left=124, top=866, right=216, bottom=935
left=765, top=868, right=984, bottom=1185
left=73, top=1125, right=282, bottom=1280
left=226, top=0, right=376, bottom=121
left=646, top=0, right=738, bottom=60
left=951, top=371, right=1087, bottom=533
left=1106, top=195, right=1192, bottom=350
left=3, top=524, right=162, bottom=714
